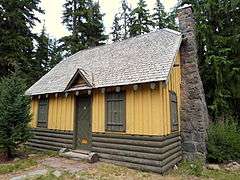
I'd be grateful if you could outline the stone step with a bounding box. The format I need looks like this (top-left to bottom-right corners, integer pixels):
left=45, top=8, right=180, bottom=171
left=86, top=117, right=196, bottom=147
left=60, top=151, right=98, bottom=163
left=72, top=149, right=90, bottom=155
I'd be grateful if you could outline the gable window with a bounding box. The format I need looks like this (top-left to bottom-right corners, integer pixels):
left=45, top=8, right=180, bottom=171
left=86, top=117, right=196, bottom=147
left=37, top=98, right=48, bottom=128
left=105, top=92, right=126, bottom=132
left=169, top=91, right=179, bottom=132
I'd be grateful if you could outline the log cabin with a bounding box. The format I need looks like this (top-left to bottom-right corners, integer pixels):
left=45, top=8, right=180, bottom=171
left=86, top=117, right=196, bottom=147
left=25, top=4, right=208, bottom=173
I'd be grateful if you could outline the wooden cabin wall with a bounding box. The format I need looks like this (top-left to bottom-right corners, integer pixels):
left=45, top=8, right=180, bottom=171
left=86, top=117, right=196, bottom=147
left=30, top=95, right=75, bottom=131
left=47, top=95, right=75, bottom=131
left=168, top=52, right=181, bottom=131
left=30, top=98, right=38, bottom=128
left=92, top=52, right=181, bottom=136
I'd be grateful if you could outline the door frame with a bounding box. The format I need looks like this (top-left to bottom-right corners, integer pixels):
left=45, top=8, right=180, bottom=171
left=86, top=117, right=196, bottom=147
left=73, top=94, right=92, bottom=150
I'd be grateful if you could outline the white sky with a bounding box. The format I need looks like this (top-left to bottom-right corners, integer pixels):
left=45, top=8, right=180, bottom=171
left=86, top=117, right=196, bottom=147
left=33, top=0, right=178, bottom=39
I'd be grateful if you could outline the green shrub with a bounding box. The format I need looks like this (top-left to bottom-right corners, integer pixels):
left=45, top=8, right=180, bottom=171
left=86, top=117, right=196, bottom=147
left=0, top=76, right=31, bottom=159
left=207, top=121, right=240, bottom=163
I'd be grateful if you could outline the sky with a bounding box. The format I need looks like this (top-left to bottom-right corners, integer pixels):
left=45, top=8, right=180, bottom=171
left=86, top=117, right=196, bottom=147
left=33, top=0, right=178, bottom=39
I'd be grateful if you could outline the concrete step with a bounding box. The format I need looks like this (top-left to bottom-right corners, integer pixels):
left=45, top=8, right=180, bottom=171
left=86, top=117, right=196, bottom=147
left=60, top=150, right=98, bottom=163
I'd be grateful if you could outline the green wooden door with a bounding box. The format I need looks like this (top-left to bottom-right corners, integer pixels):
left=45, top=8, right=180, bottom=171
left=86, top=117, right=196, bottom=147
left=76, top=96, right=92, bottom=150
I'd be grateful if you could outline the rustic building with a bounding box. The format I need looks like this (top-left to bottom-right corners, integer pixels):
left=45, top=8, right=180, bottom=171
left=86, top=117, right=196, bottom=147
left=26, top=4, right=208, bottom=173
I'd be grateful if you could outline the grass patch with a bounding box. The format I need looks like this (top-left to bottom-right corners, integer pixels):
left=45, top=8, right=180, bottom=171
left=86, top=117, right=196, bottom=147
left=0, top=158, right=37, bottom=174
left=170, top=160, right=240, bottom=180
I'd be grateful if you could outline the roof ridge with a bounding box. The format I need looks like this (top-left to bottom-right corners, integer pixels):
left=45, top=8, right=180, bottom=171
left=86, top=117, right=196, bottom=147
left=163, top=28, right=181, bottom=35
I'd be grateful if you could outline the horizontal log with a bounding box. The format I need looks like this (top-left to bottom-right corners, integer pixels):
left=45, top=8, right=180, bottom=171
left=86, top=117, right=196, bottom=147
left=98, top=153, right=161, bottom=167
left=161, top=150, right=182, bottom=167
left=160, top=141, right=181, bottom=154
left=92, top=147, right=161, bottom=160
left=92, top=132, right=180, bottom=141
left=160, top=146, right=181, bottom=162
left=92, top=136, right=180, bottom=148
left=26, top=142, right=61, bottom=151
left=92, top=142, right=162, bottom=154
left=31, top=128, right=73, bottom=135
left=32, top=131, right=73, bottom=140
left=100, top=159, right=162, bottom=173
left=28, top=139, right=72, bottom=148
left=93, top=144, right=181, bottom=162
left=33, top=135, right=73, bottom=144
left=161, top=156, right=182, bottom=173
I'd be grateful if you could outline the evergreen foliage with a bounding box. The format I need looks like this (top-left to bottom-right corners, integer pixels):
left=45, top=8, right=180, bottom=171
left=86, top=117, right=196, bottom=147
left=207, top=121, right=240, bottom=162
left=0, top=76, right=31, bottom=159
left=129, top=0, right=154, bottom=37
left=152, top=0, right=167, bottom=29
left=0, top=0, right=43, bottom=78
left=111, top=13, right=122, bottom=42
left=180, top=0, right=240, bottom=121
left=111, top=0, right=132, bottom=41
left=32, top=26, right=63, bottom=83
left=61, top=0, right=107, bottom=56
left=120, top=0, right=132, bottom=39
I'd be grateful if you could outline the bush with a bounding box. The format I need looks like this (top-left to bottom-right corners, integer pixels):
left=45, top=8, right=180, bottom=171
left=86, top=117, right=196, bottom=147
left=0, top=76, right=31, bottom=159
left=207, top=121, right=240, bottom=163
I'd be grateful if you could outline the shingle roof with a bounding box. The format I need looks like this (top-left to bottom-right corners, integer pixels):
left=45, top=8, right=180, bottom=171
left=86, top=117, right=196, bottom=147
left=26, top=28, right=182, bottom=96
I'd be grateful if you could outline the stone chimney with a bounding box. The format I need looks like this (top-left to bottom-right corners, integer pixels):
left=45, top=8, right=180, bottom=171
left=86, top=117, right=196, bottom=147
left=177, top=4, right=209, bottom=160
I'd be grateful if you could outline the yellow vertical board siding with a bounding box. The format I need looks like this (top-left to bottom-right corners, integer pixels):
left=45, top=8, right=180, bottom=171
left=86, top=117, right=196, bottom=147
left=30, top=99, right=38, bottom=128
left=92, top=90, right=105, bottom=132
left=168, top=52, right=181, bottom=133
left=47, top=95, right=75, bottom=131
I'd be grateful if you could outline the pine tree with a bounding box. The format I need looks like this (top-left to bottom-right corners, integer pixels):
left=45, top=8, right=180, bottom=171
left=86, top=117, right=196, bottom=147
left=111, top=13, right=122, bottom=42
left=33, top=25, right=49, bottom=82
left=61, top=0, right=107, bottom=56
left=129, top=0, right=154, bottom=37
left=0, top=76, right=31, bottom=159
left=121, top=0, right=132, bottom=39
left=85, top=1, right=107, bottom=47
left=0, top=0, right=43, bottom=78
left=48, top=39, right=63, bottom=69
left=152, top=0, right=167, bottom=29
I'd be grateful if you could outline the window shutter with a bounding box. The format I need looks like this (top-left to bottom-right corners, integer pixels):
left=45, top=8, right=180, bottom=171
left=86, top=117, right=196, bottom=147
left=170, top=91, right=178, bottom=132
left=105, top=92, right=126, bottom=132
left=37, top=99, right=48, bottom=128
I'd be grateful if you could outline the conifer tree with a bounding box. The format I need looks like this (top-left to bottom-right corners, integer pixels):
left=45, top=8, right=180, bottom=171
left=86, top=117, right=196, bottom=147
left=0, top=0, right=43, bottom=78
left=48, top=39, right=63, bottom=69
left=111, top=13, right=122, bottom=42
left=33, top=25, right=49, bottom=82
left=61, top=0, right=107, bottom=56
left=121, top=0, right=132, bottom=39
left=152, top=0, right=167, bottom=29
left=129, top=0, right=154, bottom=37
left=0, top=76, right=31, bottom=159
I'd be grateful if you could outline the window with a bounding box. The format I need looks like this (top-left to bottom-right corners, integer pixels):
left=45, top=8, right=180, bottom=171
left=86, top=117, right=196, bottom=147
left=37, top=98, right=48, bottom=128
left=105, top=92, right=126, bottom=132
left=170, top=91, right=179, bottom=132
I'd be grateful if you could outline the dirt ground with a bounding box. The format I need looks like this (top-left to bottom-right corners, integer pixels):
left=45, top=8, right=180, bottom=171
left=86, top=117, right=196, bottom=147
left=0, top=156, right=198, bottom=180
left=0, top=152, right=239, bottom=180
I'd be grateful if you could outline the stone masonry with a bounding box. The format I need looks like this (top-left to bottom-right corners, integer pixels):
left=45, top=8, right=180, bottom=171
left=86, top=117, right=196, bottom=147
left=177, top=4, right=209, bottom=160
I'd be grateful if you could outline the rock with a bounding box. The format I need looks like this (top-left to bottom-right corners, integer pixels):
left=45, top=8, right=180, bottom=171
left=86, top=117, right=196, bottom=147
left=13, top=158, right=20, bottom=162
left=53, top=170, right=62, bottom=178
left=225, top=162, right=240, bottom=171
left=59, top=148, right=68, bottom=154
left=206, top=164, right=221, bottom=171
left=11, top=169, right=48, bottom=180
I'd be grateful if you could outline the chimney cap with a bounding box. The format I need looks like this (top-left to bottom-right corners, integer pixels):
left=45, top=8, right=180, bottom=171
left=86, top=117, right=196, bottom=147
left=177, top=4, right=192, bottom=10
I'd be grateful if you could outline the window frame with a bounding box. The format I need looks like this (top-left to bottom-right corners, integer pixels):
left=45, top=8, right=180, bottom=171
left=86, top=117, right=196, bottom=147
left=105, top=91, right=126, bottom=132
left=169, top=91, right=179, bottom=132
left=37, top=98, right=49, bottom=128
